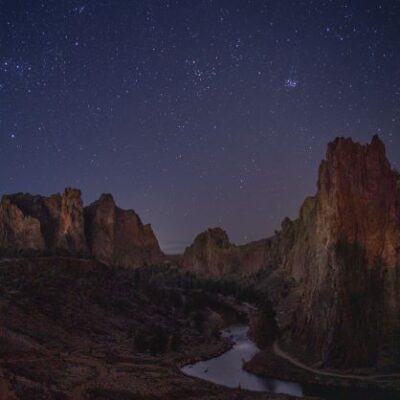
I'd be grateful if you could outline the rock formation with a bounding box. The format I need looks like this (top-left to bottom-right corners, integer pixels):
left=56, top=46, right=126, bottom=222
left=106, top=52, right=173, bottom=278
left=181, top=228, right=238, bottom=277
left=84, top=193, right=163, bottom=267
left=182, top=135, right=400, bottom=368
left=181, top=216, right=302, bottom=279
left=181, top=228, right=273, bottom=277
left=56, top=188, right=88, bottom=254
left=0, top=188, right=164, bottom=267
left=0, top=188, right=89, bottom=255
left=0, top=197, right=45, bottom=253
left=278, top=135, right=400, bottom=368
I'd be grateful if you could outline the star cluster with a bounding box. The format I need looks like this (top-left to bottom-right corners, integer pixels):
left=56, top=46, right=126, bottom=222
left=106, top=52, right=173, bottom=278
left=1, top=0, right=399, bottom=253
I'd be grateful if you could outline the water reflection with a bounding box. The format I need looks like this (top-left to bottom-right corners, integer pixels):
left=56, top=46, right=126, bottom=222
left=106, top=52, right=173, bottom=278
left=182, top=325, right=400, bottom=400
left=181, top=325, right=303, bottom=397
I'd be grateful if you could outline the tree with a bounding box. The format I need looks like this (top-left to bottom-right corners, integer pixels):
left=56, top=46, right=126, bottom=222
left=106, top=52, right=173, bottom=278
left=150, top=325, right=168, bottom=354
left=193, top=311, right=205, bottom=334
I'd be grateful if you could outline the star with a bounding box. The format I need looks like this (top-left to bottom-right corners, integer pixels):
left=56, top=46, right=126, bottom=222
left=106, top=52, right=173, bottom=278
left=285, top=79, right=299, bottom=89
left=0, top=0, right=398, bottom=254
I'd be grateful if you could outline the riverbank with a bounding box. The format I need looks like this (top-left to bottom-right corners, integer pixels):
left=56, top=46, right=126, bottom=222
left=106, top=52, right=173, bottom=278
left=245, top=344, right=400, bottom=399
left=0, top=258, right=313, bottom=400
left=181, top=325, right=306, bottom=397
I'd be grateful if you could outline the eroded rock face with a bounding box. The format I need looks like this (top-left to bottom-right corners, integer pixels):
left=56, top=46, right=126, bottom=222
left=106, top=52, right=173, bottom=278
left=84, top=194, right=116, bottom=265
left=316, top=135, right=399, bottom=268
left=1, top=188, right=89, bottom=255
left=0, top=198, right=45, bottom=253
left=181, top=228, right=236, bottom=277
left=85, top=194, right=164, bottom=267
left=0, top=189, right=163, bottom=267
left=55, top=188, right=88, bottom=254
left=181, top=228, right=278, bottom=277
left=183, top=135, right=400, bottom=368
left=280, top=135, right=400, bottom=368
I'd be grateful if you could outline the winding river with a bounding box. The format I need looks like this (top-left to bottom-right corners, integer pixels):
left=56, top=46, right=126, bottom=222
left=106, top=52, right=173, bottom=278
left=181, top=325, right=303, bottom=396
left=181, top=325, right=400, bottom=400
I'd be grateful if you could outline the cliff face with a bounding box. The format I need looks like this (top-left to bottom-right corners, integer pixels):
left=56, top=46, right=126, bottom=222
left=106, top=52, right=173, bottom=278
left=55, top=188, right=88, bottom=254
left=85, top=194, right=164, bottom=267
left=182, top=135, right=400, bottom=368
left=0, top=188, right=88, bottom=255
left=0, top=189, right=163, bottom=267
left=181, top=228, right=278, bottom=277
left=0, top=198, right=45, bottom=252
left=280, top=135, right=400, bottom=368
left=316, top=135, right=398, bottom=268
left=181, top=228, right=237, bottom=277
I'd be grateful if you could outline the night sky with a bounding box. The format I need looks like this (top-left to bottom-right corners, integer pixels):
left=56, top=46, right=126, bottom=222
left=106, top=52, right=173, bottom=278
left=1, top=1, right=399, bottom=253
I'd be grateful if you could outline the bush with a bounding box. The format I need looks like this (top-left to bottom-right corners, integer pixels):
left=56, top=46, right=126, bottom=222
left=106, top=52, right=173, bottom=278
left=150, top=325, right=168, bottom=354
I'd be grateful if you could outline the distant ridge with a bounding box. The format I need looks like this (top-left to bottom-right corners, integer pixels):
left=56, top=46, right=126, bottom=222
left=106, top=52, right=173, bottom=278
left=0, top=188, right=164, bottom=267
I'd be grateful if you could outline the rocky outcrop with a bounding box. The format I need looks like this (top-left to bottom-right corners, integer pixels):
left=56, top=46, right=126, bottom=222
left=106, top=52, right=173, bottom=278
left=316, top=135, right=398, bottom=268
left=278, top=135, right=400, bottom=368
left=181, top=228, right=236, bottom=277
left=181, top=228, right=275, bottom=277
left=0, top=198, right=45, bottom=253
left=55, top=188, right=88, bottom=254
left=84, top=194, right=163, bottom=267
left=181, top=215, right=303, bottom=278
left=0, top=189, right=163, bottom=267
left=183, top=135, right=400, bottom=369
left=1, top=188, right=89, bottom=255
left=84, top=194, right=116, bottom=265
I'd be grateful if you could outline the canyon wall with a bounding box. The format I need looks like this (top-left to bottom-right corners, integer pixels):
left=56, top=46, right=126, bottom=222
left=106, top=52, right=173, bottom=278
left=182, top=135, right=400, bottom=368
left=0, top=188, right=88, bottom=255
left=181, top=227, right=284, bottom=277
left=84, top=193, right=163, bottom=267
left=0, top=188, right=163, bottom=267
left=280, top=135, right=400, bottom=368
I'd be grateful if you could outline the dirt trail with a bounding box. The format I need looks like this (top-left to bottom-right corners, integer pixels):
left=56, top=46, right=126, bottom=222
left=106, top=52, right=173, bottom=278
left=273, top=341, right=400, bottom=381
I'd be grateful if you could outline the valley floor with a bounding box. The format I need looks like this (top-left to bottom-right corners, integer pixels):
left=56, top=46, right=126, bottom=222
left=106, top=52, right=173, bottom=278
left=0, top=257, right=310, bottom=400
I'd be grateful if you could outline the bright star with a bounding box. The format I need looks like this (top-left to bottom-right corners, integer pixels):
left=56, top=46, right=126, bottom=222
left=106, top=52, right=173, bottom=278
left=285, top=79, right=299, bottom=89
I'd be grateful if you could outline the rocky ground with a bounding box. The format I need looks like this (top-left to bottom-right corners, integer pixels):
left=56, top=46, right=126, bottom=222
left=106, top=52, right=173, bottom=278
left=0, top=257, right=310, bottom=400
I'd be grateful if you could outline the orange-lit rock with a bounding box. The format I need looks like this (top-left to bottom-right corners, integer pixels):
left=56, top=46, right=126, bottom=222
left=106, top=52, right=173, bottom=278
left=85, top=193, right=164, bottom=267
left=0, top=188, right=163, bottom=267
left=0, top=197, right=45, bottom=252
left=280, top=135, right=400, bottom=367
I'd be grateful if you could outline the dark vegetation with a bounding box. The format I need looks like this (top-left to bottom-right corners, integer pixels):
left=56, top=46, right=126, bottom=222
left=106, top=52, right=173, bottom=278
left=0, top=246, right=91, bottom=259
left=0, top=256, right=286, bottom=399
left=327, top=238, right=382, bottom=367
left=0, top=259, right=233, bottom=356
left=134, top=264, right=280, bottom=346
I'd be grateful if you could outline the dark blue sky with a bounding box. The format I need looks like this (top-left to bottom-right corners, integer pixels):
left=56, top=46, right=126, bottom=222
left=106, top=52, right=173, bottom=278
left=1, top=0, right=399, bottom=253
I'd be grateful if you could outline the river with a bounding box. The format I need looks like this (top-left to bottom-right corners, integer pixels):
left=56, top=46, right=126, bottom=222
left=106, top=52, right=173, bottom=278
left=181, top=325, right=303, bottom=396
left=181, top=325, right=400, bottom=400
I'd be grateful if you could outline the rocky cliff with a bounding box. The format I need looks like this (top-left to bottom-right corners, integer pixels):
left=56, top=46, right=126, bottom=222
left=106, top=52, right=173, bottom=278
left=182, top=135, right=400, bottom=368
left=0, top=197, right=45, bottom=253
left=84, top=193, right=163, bottom=267
left=279, top=135, right=400, bottom=368
left=0, top=188, right=163, bottom=267
left=0, top=188, right=88, bottom=255
left=181, top=228, right=237, bottom=277
left=181, top=228, right=277, bottom=277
